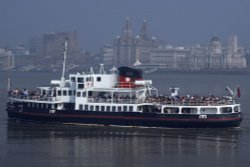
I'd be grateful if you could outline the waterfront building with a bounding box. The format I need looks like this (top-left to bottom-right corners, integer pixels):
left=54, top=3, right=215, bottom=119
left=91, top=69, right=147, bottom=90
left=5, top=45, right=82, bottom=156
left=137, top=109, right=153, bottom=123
left=0, top=49, right=15, bottom=70
left=112, top=18, right=163, bottom=67
left=101, top=44, right=114, bottom=66
left=43, top=31, right=80, bottom=59
left=150, top=46, right=190, bottom=70
left=102, top=18, right=247, bottom=71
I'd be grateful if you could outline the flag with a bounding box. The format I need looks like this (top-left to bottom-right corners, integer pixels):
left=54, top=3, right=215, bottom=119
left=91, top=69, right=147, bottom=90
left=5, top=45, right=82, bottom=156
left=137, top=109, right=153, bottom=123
left=237, top=86, right=240, bottom=98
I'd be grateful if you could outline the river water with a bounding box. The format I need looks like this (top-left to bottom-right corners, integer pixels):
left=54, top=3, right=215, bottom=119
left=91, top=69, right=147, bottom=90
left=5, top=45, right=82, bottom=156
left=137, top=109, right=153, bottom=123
left=0, top=71, right=250, bottom=167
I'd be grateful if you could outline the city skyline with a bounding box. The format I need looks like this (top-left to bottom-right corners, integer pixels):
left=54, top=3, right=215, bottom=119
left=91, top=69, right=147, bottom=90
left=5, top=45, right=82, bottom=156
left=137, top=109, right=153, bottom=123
left=0, top=0, right=250, bottom=52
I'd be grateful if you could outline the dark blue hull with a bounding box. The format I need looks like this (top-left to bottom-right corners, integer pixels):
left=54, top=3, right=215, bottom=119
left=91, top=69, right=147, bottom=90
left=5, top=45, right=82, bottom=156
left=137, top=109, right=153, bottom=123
left=6, top=104, right=242, bottom=128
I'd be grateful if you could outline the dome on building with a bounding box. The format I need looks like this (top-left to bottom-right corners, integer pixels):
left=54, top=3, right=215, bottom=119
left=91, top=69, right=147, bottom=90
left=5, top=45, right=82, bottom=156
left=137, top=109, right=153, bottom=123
left=210, top=36, right=220, bottom=42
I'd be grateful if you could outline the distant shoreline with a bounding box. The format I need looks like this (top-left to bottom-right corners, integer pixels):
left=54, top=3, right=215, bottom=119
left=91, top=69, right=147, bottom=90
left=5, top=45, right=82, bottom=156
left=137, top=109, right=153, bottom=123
left=1, top=68, right=250, bottom=75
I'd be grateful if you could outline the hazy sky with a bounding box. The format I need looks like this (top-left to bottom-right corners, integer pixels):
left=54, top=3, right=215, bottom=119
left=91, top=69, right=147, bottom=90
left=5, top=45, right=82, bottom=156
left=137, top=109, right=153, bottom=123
left=0, top=0, right=250, bottom=52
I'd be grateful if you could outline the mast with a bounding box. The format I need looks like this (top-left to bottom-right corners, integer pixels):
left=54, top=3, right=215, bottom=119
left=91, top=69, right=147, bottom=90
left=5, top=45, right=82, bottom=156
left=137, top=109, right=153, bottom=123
left=60, top=38, right=68, bottom=87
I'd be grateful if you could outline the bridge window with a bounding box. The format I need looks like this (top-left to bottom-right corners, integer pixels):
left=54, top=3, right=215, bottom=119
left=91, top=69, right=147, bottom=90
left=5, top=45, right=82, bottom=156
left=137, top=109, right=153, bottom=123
left=95, top=106, right=99, bottom=111
left=123, top=106, right=128, bottom=112
left=164, top=107, right=179, bottom=114
left=77, top=77, right=84, bottom=83
left=129, top=106, right=133, bottom=112
left=112, top=106, right=116, bottom=112
left=106, top=106, right=110, bottom=112
left=101, top=106, right=105, bottom=111
left=97, top=77, right=101, bottom=82
left=84, top=105, right=88, bottom=110
left=78, top=84, right=84, bottom=89
left=71, top=77, right=76, bottom=82
left=118, top=106, right=122, bottom=112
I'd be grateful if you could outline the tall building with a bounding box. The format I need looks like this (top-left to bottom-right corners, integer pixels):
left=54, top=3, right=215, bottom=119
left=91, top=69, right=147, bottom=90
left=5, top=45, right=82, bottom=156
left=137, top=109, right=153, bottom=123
left=113, top=18, right=135, bottom=67
left=0, top=49, right=15, bottom=70
left=112, top=18, right=163, bottom=67
left=226, top=35, right=247, bottom=68
left=43, top=31, right=79, bottom=59
left=190, top=35, right=247, bottom=70
left=101, top=44, right=114, bottom=66
left=29, top=37, right=43, bottom=58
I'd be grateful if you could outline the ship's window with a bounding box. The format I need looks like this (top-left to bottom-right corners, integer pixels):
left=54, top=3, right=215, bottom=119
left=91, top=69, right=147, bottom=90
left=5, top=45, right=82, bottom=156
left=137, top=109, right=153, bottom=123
left=71, top=77, right=76, bottom=82
left=27, top=103, right=31, bottom=107
left=63, top=90, right=67, bottom=96
left=181, top=108, right=197, bottom=114
left=118, top=106, right=122, bottom=112
left=77, top=92, right=81, bottom=97
left=200, top=108, right=217, bottom=114
left=234, top=106, right=239, bottom=113
left=77, top=77, right=84, bottom=83
left=101, top=106, right=105, bottom=111
left=78, top=84, right=84, bottom=89
left=42, top=90, right=46, bottom=96
left=68, top=90, right=72, bottom=96
left=164, top=107, right=179, bottom=114
left=46, top=104, right=49, bottom=109
left=73, top=91, right=76, bottom=96
left=79, top=104, right=83, bottom=110
left=84, top=105, right=88, bottom=110
left=107, top=106, right=110, bottom=112
left=112, top=106, right=116, bottom=112
left=90, top=105, right=94, bottom=111
left=97, top=77, right=101, bottom=82
left=41, top=103, right=44, bottom=108
left=58, top=90, right=62, bottom=96
left=138, top=106, right=143, bottom=112
left=220, top=107, right=232, bottom=113
left=123, top=106, right=127, bottom=112
left=82, top=92, right=86, bottom=97
left=142, top=105, right=161, bottom=113
left=36, top=103, right=39, bottom=108
left=88, top=91, right=93, bottom=97
left=95, top=106, right=99, bottom=111
left=129, top=106, right=133, bottom=112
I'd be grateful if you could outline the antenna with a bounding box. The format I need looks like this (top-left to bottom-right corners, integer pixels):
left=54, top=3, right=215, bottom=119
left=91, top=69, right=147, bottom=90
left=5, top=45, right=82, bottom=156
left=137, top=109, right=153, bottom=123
left=60, top=38, right=68, bottom=87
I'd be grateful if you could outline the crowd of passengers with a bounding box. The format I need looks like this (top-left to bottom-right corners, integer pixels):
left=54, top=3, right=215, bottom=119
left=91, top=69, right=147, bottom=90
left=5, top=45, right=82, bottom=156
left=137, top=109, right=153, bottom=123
left=145, top=95, right=234, bottom=105
left=8, top=88, right=234, bottom=105
left=8, top=89, right=51, bottom=101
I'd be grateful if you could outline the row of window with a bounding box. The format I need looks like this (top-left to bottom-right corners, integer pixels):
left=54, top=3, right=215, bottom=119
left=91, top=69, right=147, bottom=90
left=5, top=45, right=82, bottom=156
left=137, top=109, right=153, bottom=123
left=57, top=90, right=76, bottom=96
left=79, top=104, right=134, bottom=112
left=163, top=106, right=239, bottom=114
left=71, top=76, right=102, bottom=83
left=27, top=102, right=52, bottom=109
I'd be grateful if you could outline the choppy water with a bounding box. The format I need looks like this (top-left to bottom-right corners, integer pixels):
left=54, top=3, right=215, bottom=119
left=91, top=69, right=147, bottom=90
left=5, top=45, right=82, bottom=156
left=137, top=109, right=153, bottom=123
left=1, top=71, right=250, bottom=167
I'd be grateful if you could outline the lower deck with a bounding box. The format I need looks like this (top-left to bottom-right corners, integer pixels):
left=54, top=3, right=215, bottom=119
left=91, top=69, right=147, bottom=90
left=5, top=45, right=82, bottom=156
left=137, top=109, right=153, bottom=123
left=6, top=102, right=242, bottom=128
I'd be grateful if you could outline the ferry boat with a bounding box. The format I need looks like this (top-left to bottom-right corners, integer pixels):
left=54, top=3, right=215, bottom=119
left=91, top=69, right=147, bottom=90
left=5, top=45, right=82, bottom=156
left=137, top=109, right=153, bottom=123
left=6, top=40, right=242, bottom=128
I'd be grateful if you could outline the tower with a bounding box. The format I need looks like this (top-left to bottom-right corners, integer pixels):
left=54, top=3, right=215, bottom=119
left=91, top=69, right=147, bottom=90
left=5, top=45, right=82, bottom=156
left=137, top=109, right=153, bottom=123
left=113, top=18, right=135, bottom=67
